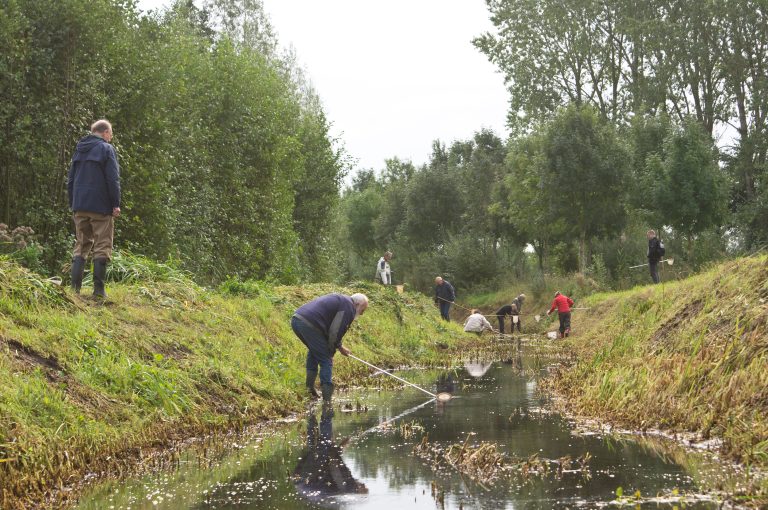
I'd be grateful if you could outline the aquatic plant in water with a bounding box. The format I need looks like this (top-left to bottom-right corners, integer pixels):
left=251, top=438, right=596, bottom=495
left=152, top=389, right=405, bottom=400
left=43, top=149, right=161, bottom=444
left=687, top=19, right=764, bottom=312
left=414, top=433, right=591, bottom=488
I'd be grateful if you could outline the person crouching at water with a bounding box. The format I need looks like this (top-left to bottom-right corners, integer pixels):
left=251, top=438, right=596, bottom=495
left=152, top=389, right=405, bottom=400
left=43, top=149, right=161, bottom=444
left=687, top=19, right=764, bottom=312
left=546, top=291, right=574, bottom=338
left=464, top=309, right=494, bottom=335
left=494, top=303, right=518, bottom=334
left=291, top=293, right=369, bottom=402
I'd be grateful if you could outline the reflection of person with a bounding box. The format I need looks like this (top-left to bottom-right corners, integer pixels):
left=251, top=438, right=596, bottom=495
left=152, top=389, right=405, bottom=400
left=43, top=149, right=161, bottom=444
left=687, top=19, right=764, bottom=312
left=494, top=303, right=518, bottom=334
left=546, top=291, right=574, bottom=338
left=375, top=251, right=393, bottom=285
left=293, top=407, right=367, bottom=502
left=67, top=119, right=121, bottom=299
left=463, top=309, right=494, bottom=335
left=647, top=229, right=662, bottom=284
left=291, top=293, right=369, bottom=402
left=436, top=372, right=457, bottom=395
left=434, top=276, right=456, bottom=321
left=435, top=372, right=457, bottom=414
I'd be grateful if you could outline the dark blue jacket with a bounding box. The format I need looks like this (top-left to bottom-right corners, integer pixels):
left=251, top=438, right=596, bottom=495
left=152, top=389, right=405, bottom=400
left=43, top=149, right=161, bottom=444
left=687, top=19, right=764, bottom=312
left=294, top=294, right=357, bottom=351
left=67, top=135, right=121, bottom=215
left=647, top=237, right=661, bottom=263
left=434, top=280, right=456, bottom=304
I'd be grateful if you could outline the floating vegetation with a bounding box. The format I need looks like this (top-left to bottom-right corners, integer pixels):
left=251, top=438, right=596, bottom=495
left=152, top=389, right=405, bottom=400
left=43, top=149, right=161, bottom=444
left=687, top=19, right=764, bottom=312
left=398, top=420, right=425, bottom=439
left=414, top=433, right=591, bottom=488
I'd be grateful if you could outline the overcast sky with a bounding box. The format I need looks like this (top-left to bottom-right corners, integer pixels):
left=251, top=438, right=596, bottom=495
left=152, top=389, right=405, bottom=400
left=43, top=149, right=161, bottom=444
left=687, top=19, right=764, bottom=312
left=137, top=0, right=510, bottom=174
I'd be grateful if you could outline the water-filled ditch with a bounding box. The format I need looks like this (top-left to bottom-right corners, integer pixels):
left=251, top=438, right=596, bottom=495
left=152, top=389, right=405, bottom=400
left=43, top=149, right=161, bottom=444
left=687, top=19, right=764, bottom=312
left=74, top=347, right=735, bottom=509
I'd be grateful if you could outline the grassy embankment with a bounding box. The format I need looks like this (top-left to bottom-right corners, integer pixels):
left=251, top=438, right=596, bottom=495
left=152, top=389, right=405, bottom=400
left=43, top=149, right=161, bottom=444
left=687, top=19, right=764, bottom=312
left=548, top=255, right=768, bottom=495
left=0, top=255, right=483, bottom=509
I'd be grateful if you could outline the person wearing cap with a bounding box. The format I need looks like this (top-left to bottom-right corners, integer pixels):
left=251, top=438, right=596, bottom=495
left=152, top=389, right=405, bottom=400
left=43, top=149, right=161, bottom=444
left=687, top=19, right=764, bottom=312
left=434, top=276, right=456, bottom=321
left=291, top=293, right=369, bottom=402
left=494, top=303, right=518, bottom=334
left=546, top=291, right=574, bottom=338
left=375, top=251, right=393, bottom=285
left=463, top=309, right=494, bottom=335
left=511, top=293, right=526, bottom=332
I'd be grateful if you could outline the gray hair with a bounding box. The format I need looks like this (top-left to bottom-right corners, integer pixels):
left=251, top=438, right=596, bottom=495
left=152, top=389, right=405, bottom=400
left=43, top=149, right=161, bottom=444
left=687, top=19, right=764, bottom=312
left=90, top=119, right=112, bottom=134
left=350, top=293, right=368, bottom=307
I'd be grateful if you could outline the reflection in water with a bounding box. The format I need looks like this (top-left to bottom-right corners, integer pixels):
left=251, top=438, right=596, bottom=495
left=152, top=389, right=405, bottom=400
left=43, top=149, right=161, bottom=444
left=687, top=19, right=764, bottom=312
left=436, top=372, right=457, bottom=394
left=293, top=406, right=368, bottom=506
left=463, top=360, right=493, bottom=378
left=74, top=359, right=729, bottom=510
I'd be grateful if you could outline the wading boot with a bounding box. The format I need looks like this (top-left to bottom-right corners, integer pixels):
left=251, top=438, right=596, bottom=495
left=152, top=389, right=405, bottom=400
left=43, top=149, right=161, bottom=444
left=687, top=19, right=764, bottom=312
left=70, top=256, right=86, bottom=294
left=306, top=370, right=320, bottom=399
left=320, top=383, right=334, bottom=404
left=92, top=258, right=108, bottom=299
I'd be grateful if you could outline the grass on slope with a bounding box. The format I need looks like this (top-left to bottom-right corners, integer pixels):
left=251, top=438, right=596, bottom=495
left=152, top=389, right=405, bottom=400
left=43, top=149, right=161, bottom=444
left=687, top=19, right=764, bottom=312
left=550, top=255, right=768, bottom=472
left=0, top=256, right=475, bottom=509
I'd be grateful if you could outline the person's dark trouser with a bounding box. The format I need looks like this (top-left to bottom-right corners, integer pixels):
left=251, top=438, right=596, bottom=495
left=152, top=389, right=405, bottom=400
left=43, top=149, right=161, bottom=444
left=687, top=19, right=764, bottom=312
left=649, top=260, right=660, bottom=284
left=291, top=316, right=334, bottom=385
left=439, top=301, right=451, bottom=321
left=497, top=317, right=505, bottom=334
left=558, top=311, right=571, bottom=336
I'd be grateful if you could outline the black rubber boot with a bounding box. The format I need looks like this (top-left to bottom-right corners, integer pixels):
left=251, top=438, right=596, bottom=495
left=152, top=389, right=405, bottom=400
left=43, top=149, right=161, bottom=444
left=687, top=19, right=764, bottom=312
left=306, top=370, right=320, bottom=399
left=70, top=256, right=86, bottom=294
left=320, top=383, right=334, bottom=403
left=92, top=258, right=108, bottom=299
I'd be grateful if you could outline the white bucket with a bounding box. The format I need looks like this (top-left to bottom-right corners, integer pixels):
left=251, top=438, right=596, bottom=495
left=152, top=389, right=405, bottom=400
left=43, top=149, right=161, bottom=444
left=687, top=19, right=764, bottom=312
left=546, top=331, right=558, bottom=340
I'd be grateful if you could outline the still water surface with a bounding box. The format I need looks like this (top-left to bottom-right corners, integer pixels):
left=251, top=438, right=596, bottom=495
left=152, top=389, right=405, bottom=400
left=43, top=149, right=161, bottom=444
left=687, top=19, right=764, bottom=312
left=75, top=353, right=726, bottom=509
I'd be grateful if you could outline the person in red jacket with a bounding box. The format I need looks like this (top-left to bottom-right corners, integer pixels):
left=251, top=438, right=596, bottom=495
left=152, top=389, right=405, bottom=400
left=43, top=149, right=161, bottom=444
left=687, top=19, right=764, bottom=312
left=546, top=291, right=574, bottom=338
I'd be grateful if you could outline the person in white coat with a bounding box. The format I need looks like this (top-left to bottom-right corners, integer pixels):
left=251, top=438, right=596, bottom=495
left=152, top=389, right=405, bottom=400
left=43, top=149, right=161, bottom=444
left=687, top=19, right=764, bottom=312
left=463, top=309, right=494, bottom=335
left=375, top=251, right=393, bottom=285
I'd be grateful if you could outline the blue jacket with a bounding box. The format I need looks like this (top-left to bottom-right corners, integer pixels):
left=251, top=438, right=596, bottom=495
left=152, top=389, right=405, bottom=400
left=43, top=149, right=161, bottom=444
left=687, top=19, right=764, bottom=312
left=294, top=294, right=357, bottom=351
left=434, top=280, right=456, bottom=304
left=67, top=135, right=121, bottom=215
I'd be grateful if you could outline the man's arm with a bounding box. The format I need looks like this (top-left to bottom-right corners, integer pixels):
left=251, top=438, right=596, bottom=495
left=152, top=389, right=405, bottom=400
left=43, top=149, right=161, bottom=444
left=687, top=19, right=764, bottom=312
left=104, top=145, right=121, bottom=212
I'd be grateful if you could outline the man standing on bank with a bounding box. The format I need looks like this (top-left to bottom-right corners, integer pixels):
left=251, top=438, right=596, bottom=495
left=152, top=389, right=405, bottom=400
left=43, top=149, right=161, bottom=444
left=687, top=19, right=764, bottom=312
left=434, top=276, right=456, bottom=321
left=291, top=293, right=369, bottom=402
left=375, top=251, right=393, bottom=285
left=546, top=291, right=574, bottom=338
left=67, top=120, right=121, bottom=299
left=647, top=229, right=664, bottom=284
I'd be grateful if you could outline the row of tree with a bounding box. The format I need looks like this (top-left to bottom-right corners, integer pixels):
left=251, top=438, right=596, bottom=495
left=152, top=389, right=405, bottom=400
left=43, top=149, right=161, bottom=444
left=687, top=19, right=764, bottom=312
left=335, top=0, right=766, bottom=292
left=0, top=0, right=344, bottom=283
left=474, top=0, right=768, bottom=250
left=334, top=106, right=728, bottom=292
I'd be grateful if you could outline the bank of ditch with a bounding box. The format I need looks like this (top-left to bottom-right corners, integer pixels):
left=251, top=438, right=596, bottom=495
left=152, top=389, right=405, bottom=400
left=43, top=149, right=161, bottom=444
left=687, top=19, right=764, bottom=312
left=547, top=255, right=768, bottom=500
left=0, top=255, right=485, bottom=510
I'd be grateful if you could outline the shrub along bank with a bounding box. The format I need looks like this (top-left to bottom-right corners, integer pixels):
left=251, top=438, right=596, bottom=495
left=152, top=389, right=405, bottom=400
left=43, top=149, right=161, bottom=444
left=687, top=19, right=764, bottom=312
left=0, top=256, right=475, bottom=509
left=549, top=255, right=768, bottom=491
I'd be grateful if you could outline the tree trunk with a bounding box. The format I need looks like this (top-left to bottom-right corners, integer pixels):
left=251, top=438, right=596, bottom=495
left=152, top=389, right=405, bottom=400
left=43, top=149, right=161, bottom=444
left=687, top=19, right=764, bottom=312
left=579, top=229, right=587, bottom=274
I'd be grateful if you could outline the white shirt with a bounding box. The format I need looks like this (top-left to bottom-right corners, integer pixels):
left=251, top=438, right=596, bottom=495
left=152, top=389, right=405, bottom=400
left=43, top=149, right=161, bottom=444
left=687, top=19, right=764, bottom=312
left=376, top=257, right=391, bottom=284
left=463, top=313, right=493, bottom=333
